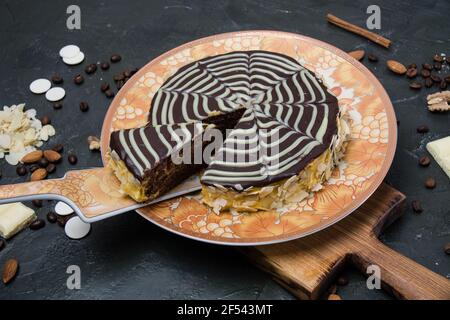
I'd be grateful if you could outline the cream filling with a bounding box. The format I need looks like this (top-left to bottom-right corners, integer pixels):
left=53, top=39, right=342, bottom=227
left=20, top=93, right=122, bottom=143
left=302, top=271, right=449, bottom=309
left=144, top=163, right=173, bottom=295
left=108, top=151, right=147, bottom=202
left=201, top=116, right=351, bottom=213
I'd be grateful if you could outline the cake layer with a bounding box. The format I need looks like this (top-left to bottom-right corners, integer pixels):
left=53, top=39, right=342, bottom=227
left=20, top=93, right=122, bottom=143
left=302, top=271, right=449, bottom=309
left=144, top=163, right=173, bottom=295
left=109, top=122, right=212, bottom=202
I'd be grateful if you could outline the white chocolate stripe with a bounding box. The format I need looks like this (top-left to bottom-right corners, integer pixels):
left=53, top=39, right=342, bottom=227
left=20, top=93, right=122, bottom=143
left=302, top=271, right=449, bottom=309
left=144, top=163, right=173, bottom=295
left=119, top=130, right=144, bottom=175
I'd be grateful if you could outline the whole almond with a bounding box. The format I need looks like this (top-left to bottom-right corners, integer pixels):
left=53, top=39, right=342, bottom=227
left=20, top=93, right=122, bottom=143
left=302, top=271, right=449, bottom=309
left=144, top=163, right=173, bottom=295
left=348, top=50, right=365, bottom=61
left=21, top=150, right=43, bottom=164
left=43, top=150, right=61, bottom=163
left=328, top=293, right=342, bottom=300
left=2, top=258, right=18, bottom=284
left=387, top=60, right=407, bottom=75
left=31, top=168, right=47, bottom=181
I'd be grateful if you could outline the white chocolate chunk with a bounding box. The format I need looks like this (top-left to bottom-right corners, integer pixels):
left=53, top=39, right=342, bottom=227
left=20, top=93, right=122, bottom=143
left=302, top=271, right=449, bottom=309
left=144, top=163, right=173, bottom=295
left=65, top=216, right=91, bottom=239
left=45, top=87, right=65, bottom=102
left=62, top=51, right=85, bottom=65
left=59, top=45, right=80, bottom=59
left=55, top=201, right=74, bottom=216
left=29, top=79, right=51, bottom=94
left=426, top=136, right=450, bottom=179
left=0, top=202, right=36, bottom=239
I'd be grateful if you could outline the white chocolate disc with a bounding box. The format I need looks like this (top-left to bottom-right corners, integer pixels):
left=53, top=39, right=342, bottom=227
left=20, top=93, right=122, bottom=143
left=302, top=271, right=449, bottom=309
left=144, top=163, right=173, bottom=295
left=45, top=87, right=66, bottom=102
left=59, top=45, right=80, bottom=59
left=65, top=216, right=91, bottom=239
left=29, top=79, right=51, bottom=94
left=54, top=201, right=74, bottom=216
left=62, top=51, right=85, bottom=65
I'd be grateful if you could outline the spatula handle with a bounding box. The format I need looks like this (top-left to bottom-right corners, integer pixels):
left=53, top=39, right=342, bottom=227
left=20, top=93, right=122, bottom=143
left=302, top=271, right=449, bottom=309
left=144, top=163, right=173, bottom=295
left=354, top=238, right=450, bottom=300
left=0, top=167, right=135, bottom=220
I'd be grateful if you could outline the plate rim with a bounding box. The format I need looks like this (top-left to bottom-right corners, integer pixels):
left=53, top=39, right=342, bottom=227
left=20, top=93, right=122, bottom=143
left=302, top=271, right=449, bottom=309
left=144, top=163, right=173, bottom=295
left=100, top=30, right=397, bottom=246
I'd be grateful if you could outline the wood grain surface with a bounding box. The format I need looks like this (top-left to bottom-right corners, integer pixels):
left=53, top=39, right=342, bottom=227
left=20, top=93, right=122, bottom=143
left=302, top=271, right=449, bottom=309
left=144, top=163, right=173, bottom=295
left=243, top=183, right=450, bottom=300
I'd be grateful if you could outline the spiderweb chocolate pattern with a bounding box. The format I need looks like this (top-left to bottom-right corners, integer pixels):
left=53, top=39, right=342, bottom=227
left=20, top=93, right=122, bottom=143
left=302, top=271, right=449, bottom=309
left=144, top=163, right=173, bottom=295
left=148, top=50, right=339, bottom=190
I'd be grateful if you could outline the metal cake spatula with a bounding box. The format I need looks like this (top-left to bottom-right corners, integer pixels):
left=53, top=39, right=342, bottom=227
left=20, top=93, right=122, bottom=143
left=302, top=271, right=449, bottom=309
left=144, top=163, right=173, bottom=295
left=0, top=167, right=201, bottom=223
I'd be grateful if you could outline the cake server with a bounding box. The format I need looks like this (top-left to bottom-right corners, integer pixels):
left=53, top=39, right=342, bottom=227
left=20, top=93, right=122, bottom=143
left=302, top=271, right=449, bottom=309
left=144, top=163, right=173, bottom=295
left=0, top=168, right=201, bottom=223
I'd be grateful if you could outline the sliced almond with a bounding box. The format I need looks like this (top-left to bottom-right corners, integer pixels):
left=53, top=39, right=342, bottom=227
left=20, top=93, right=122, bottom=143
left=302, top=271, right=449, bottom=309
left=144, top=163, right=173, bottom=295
left=2, top=258, right=18, bottom=284
left=21, top=150, right=43, bottom=164
left=387, top=60, right=407, bottom=75
left=348, top=50, right=365, bottom=61
left=43, top=150, right=61, bottom=163
left=31, top=168, right=47, bottom=181
left=87, top=136, right=101, bottom=151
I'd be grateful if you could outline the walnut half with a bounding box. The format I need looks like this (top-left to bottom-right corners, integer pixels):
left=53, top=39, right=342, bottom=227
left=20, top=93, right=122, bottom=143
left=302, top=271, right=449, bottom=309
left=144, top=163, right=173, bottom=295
left=427, top=90, right=450, bottom=112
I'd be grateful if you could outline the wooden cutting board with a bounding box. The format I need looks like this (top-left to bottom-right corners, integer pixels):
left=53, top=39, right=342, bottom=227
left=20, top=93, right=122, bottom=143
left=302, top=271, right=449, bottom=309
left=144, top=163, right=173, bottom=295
left=243, top=183, right=450, bottom=300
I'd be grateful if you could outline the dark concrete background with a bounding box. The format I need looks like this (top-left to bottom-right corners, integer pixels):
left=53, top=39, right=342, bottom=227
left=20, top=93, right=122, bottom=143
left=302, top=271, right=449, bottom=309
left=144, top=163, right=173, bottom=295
left=0, top=0, right=449, bottom=300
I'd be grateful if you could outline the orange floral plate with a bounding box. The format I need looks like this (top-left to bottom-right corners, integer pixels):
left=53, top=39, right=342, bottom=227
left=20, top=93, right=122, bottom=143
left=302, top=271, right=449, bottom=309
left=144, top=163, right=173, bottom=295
left=0, top=31, right=396, bottom=246
left=100, top=30, right=397, bottom=246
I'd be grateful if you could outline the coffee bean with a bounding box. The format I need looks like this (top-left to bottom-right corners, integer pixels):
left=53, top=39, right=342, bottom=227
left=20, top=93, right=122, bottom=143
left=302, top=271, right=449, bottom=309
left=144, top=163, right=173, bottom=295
left=116, top=80, right=125, bottom=90
left=425, top=177, right=436, bottom=189
left=0, top=239, right=5, bottom=251
left=130, top=68, right=139, bottom=76
left=445, top=76, right=450, bottom=84
left=430, top=74, right=441, bottom=83
left=29, top=219, right=45, bottom=230
left=40, top=116, right=51, bottom=125
left=433, top=62, right=442, bottom=71
left=424, top=77, right=434, bottom=88
left=407, top=63, right=417, bottom=69
left=46, top=163, right=56, bottom=174
left=51, top=74, right=63, bottom=85
left=110, top=54, right=122, bottom=63
left=367, top=54, right=378, bottom=62
left=56, top=214, right=73, bottom=227
left=418, top=155, right=431, bottom=167
left=100, top=82, right=110, bottom=92
left=85, top=63, right=97, bottom=74
left=105, top=89, right=115, bottom=98
left=32, top=199, right=43, bottom=207
left=46, top=211, right=57, bottom=223
left=421, top=69, right=431, bottom=78
left=79, top=102, right=89, bottom=112
left=100, top=62, right=110, bottom=70
left=74, top=74, right=84, bottom=85
left=53, top=101, right=63, bottom=110
left=416, top=125, right=429, bottom=133
left=406, top=68, right=417, bottom=78
left=51, top=144, right=64, bottom=153
left=16, top=165, right=27, bottom=176
left=337, top=276, right=349, bottom=286
left=29, top=164, right=40, bottom=173
left=68, top=154, right=78, bottom=165
left=440, top=80, right=448, bottom=90
left=38, top=157, right=49, bottom=168
left=433, top=54, right=444, bottom=63
left=113, top=74, right=125, bottom=82
left=422, top=63, right=433, bottom=71
left=444, top=243, right=450, bottom=255
left=409, top=81, right=422, bottom=90
left=411, top=200, right=423, bottom=213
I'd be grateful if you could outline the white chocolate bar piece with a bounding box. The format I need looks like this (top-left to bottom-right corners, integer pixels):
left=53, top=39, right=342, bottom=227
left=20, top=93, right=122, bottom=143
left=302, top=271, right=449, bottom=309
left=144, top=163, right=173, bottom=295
left=0, top=202, right=36, bottom=239
left=426, top=136, right=450, bottom=179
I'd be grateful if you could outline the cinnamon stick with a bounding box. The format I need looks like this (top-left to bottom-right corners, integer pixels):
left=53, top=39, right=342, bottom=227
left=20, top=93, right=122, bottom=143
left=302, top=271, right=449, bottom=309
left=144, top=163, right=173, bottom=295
left=326, top=14, right=391, bottom=48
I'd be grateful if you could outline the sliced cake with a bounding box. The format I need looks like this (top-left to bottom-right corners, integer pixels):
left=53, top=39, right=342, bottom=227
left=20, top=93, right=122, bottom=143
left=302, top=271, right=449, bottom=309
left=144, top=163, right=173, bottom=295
left=109, top=122, right=214, bottom=202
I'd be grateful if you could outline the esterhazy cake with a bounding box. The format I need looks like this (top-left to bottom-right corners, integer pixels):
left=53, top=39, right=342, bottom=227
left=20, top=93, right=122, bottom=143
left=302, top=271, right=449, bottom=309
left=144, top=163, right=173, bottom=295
left=109, top=122, right=214, bottom=202
left=109, top=50, right=349, bottom=212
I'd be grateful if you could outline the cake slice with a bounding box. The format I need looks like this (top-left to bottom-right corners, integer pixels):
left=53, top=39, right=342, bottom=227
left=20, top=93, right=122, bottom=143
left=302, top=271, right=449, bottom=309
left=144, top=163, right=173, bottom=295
left=109, top=122, right=214, bottom=202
